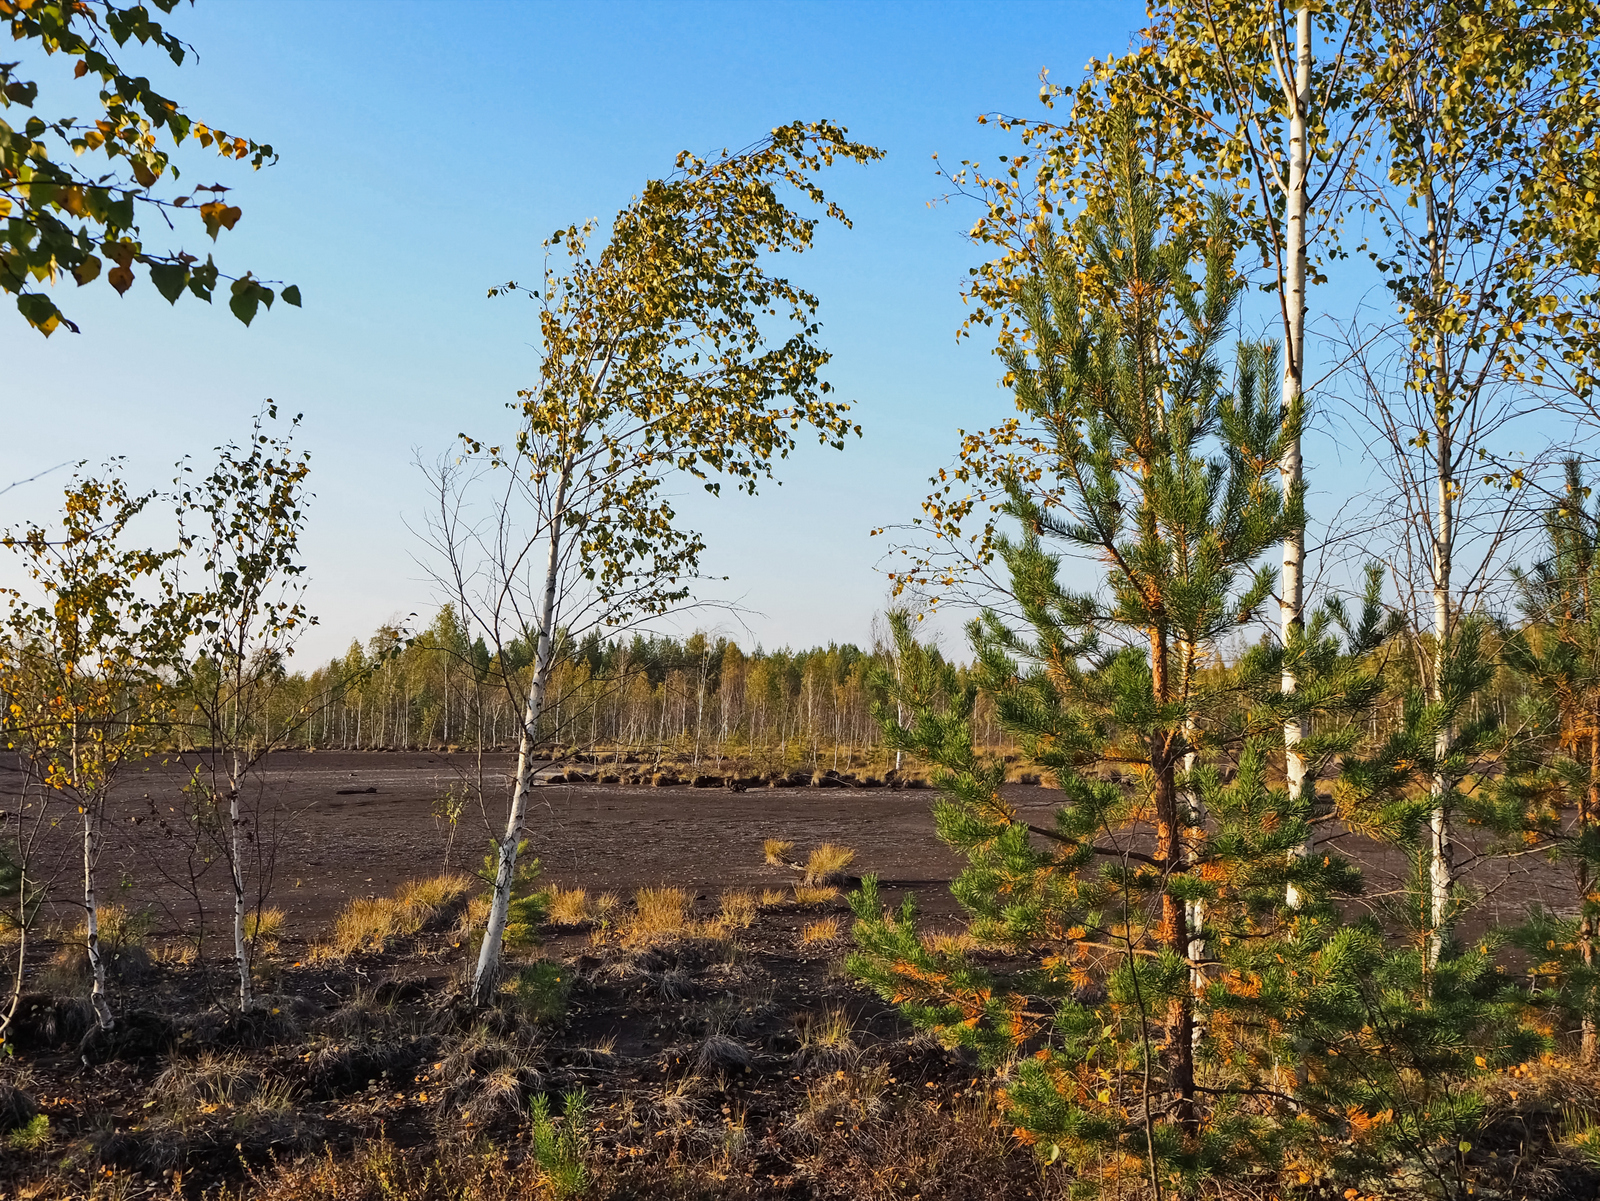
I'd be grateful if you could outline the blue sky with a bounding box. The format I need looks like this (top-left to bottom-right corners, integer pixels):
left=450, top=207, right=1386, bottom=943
left=8, top=0, right=1393, bottom=664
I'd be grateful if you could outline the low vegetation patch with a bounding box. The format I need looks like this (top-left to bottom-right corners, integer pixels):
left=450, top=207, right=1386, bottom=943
left=316, top=875, right=471, bottom=959
left=763, top=838, right=796, bottom=866
left=547, top=886, right=592, bottom=926
left=622, top=885, right=692, bottom=947
left=793, top=884, right=839, bottom=905
left=507, top=961, right=571, bottom=1025
left=803, top=842, right=855, bottom=886
left=718, top=889, right=756, bottom=930
left=800, top=916, right=841, bottom=945
left=244, top=906, right=286, bottom=953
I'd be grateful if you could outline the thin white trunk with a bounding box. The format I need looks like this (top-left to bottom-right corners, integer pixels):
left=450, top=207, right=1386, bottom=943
left=470, top=461, right=571, bottom=1007
left=1418, top=86, right=1454, bottom=969
left=1182, top=708, right=1205, bottom=1050
left=230, top=747, right=252, bottom=1008
left=84, top=801, right=112, bottom=1031
left=1282, top=3, right=1313, bottom=909
left=1, top=884, right=27, bottom=1043
left=1428, top=370, right=1454, bottom=969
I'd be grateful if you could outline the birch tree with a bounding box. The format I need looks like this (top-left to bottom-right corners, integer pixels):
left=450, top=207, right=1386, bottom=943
left=1, top=471, right=180, bottom=1037
left=1348, top=0, right=1599, bottom=967
left=173, top=404, right=314, bottom=1008
left=427, top=121, right=880, bottom=1008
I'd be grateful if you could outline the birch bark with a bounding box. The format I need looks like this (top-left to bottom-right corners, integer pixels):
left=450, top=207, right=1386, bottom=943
left=1281, top=3, right=1314, bottom=908
left=470, top=460, right=571, bottom=1008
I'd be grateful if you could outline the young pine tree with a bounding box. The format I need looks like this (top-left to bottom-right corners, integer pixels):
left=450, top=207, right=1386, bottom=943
left=850, top=128, right=1378, bottom=1196
left=1503, top=460, right=1600, bottom=1062
left=1307, top=615, right=1546, bottom=1197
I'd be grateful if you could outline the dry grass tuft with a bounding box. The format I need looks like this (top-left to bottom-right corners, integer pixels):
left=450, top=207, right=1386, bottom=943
left=718, top=890, right=757, bottom=930
left=315, top=875, right=472, bottom=960
left=75, top=903, right=151, bottom=952
left=695, top=1032, right=753, bottom=1073
left=152, top=1050, right=256, bottom=1122
left=792, top=884, right=839, bottom=906
left=622, top=886, right=692, bottom=948
left=316, top=987, right=398, bottom=1039
left=318, top=897, right=416, bottom=959
left=760, top=888, right=790, bottom=907
left=800, top=917, right=841, bottom=945
left=245, top=907, right=286, bottom=952
left=593, top=891, right=622, bottom=923
left=454, top=893, right=492, bottom=945
left=433, top=1025, right=542, bottom=1125
left=794, top=1061, right=891, bottom=1134
left=763, top=838, right=796, bottom=866
left=397, top=874, right=472, bottom=911
left=548, top=886, right=592, bottom=926
left=656, top=1072, right=706, bottom=1127
left=795, top=1006, right=859, bottom=1070
left=803, top=843, right=856, bottom=886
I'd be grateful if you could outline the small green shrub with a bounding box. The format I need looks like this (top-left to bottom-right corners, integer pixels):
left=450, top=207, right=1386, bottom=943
left=509, top=961, right=570, bottom=1025
left=6, top=1113, right=50, bottom=1152
left=530, top=1089, right=589, bottom=1199
left=482, top=841, right=547, bottom=949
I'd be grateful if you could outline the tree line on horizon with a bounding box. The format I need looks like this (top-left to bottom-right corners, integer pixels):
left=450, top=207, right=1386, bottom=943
left=204, top=605, right=1011, bottom=773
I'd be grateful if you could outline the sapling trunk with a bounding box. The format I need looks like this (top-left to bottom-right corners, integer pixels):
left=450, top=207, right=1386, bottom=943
left=471, top=460, right=570, bottom=1008
left=1585, top=712, right=1598, bottom=1061
left=1150, top=624, right=1197, bottom=1137
left=1, top=864, right=29, bottom=1047
left=230, top=747, right=251, bottom=1008
left=83, top=800, right=112, bottom=1031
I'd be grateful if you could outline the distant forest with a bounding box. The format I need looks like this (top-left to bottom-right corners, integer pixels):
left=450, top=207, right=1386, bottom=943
left=206, top=606, right=1009, bottom=771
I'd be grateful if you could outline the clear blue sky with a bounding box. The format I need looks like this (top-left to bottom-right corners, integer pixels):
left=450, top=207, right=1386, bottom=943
left=0, top=1, right=1196, bottom=663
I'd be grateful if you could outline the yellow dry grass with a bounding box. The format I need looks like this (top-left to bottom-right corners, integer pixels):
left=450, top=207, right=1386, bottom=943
left=593, top=891, right=622, bottom=922
left=315, top=874, right=471, bottom=960
left=621, top=886, right=692, bottom=947
left=760, top=888, right=790, bottom=907
left=245, top=907, right=286, bottom=952
left=397, top=874, right=472, bottom=912
left=547, top=886, right=592, bottom=926
left=792, top=884, right=839, bottom=905
left=321, top=897, right=417, bottom=958
left=75, top=903, right=150, bottom=951
left=803, top=842, right=855, bottom=885
left=718, top=890, right=757, bottom=929
left=763, top=838, right=796, bottom=866
left=454, top=893, right=492, bottom=945
left=797, top=1005, right=856, bottom=1052
left=800, top=917, right=841, bottom=945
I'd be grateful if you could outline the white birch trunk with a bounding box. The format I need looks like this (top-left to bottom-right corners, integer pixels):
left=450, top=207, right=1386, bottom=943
left=1282, top=3, right=1314, bottom=909
left=470, top=462, right=570, bottom=1008
left=1428, top=383, right=1454, bottom=969
left=230, top=748, right=252, bottom=1008
left=1416, top=88, right=1454, bottom=968
left=84, top=802, right=113, bottom=1031
left=1181, top=693, right=1205, bottom=1048
left=1, top=889, right=27, bottom=1044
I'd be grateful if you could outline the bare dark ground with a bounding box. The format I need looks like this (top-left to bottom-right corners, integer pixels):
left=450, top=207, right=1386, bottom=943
left=3, top=750, right=980, bottom=937
left=3, top=749, right=1578, bottom=939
